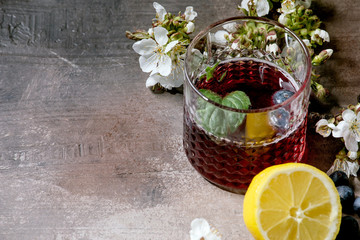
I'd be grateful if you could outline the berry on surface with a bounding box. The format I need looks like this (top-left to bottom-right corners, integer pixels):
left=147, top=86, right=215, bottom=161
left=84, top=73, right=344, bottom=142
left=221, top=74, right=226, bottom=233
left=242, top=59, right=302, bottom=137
left=353, top=197, right=360, bottom=218
left=329, top=171, right=350, bottom=187
left=337, top=185, right=355, bottom=214
left=335, top=216, right=360, bottom=240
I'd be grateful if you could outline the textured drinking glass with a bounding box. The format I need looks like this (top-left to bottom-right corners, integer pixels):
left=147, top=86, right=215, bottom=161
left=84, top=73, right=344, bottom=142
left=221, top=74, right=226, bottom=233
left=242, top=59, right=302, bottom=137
left=183, top=17, right=312, bottom=193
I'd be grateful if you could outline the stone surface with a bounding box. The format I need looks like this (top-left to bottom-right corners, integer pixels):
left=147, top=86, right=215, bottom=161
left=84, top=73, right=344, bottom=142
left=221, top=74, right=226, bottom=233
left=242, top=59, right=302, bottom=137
left=0, top=0, right=359, bottom=239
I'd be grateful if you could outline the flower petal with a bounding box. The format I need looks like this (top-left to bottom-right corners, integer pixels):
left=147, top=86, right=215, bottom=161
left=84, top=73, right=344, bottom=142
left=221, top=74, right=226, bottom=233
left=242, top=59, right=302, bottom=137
left=353, top=121, right=360, bottom=141
left=347, top=151, right=358, bottom=160
left=145, top=74, right=159, bottom=88
left=332, top=121, right=348, bottom=138
left=256, top=0, right=270, bottom=16
left=154, top=26, right=169, bottom=46
left=343, top=109, right=356, bottom=122
left=157, top=61, right=184, bottom=89
left=344, top=132, right=359, bottom=152
left=153, top=2, right=167, bottom=21
left=298, top=0, right=312, bottom=9
left=212, top=30, right=229, bottom=45
left=241, top=0, right=251, bottom=11
left=156, top=54, right=172, bottom=76
left=223, top=22, right=237, bottom=32
left=139, top=53, right=158, bottom=73
left=132, top=39, right=157, bottom=56
left=278, top=13, right=289, bottom=25
left=164, top=40, right=179, bottom=53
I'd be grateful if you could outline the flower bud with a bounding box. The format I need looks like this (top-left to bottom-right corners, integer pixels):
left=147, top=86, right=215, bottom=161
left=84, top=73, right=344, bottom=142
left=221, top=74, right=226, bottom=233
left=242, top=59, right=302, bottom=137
left=125, top=30, right=150, bottom=40
left=266, top=30, right=277, bottom=41
left=311, top=80, right=328, bottom=102
left=312, top=49, right=333, bottom=66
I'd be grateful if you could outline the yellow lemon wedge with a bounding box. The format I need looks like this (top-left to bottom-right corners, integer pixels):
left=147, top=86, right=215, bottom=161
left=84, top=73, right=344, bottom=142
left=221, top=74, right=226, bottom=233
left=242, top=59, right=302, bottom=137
left=245, top=112, right=275, bottom=141
left=243, top=163, right=341, bottom=240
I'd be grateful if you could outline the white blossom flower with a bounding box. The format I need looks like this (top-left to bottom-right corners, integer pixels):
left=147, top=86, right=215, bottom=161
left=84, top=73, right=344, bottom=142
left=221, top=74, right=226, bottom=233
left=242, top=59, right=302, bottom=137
left=280, top=0, right=297, bottom=14
left=185, top=22, right=195, bottom=34
left=332, top=109, right=360, bottom=153
left=190, top=218, right=221, bottom=240
left=311, top=29, right=330, bottom=43
left=132, top=26, right=178, bottom=77
left=153, top=2, right=167, bottom=21
left=266, top=43, right=280, bottom=54
left=146, top=60, right=184, bottom=89
left=211, top=30, right=229, bottom=45
left=316, top=119, right=336, bottom=137
left=241, top=0, right=270, bottom=17
left=185, top=6, right=197, bottom=21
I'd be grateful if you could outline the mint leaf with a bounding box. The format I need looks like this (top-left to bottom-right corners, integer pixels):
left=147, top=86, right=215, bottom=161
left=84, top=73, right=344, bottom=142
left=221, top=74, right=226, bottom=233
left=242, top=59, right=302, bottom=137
left=196, top=89, right=251, bottom=137
left=222, top=91, right=251, bottom=134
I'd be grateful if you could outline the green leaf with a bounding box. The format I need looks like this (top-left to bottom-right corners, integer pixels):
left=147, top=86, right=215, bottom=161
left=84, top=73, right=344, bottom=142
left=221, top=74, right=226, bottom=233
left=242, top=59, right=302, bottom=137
left=197, top=89, right=251, bottom=137
left=199, top=61, right=220, bottom=82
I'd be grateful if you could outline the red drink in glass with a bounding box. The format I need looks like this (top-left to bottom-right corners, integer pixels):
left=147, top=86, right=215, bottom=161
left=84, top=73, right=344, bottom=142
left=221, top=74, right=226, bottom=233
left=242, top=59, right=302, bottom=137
left=183, top=59, right=307, bottom=193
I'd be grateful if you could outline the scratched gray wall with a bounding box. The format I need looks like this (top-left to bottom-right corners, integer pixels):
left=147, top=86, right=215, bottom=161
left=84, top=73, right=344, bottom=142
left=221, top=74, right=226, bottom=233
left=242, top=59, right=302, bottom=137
left=0, top=0, right=359, bottom=239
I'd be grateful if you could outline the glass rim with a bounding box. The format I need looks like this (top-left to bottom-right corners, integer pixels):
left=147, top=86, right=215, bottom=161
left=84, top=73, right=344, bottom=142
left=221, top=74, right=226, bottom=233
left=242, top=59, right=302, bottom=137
left=184, top=16, right=312, bottom=113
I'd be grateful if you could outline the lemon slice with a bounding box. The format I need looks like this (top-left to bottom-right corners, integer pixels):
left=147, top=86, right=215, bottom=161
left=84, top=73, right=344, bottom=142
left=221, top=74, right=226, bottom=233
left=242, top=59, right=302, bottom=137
left=243, top=163, right=341, bottom=240
left=246, top=112, right=275, bottom=141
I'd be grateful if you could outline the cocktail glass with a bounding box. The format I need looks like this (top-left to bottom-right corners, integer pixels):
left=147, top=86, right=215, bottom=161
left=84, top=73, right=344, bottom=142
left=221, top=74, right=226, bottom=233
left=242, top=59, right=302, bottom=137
left=183, top=17, right=312, bottom=193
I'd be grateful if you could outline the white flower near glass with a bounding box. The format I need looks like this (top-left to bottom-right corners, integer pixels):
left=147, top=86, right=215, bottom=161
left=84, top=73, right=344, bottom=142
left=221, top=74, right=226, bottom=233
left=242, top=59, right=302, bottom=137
left=311, top=29, right=330, bottom=44
left=240, top=0, right=270, bottom=17
left=132, top=26, right=178, bottom=77
left=332, top=109, right=360, bottom=159
left=190, top=218, right=221, bottom=240
left=146, top=60, right=184, bottom=89
left=316, top=119, right=336, bottom=137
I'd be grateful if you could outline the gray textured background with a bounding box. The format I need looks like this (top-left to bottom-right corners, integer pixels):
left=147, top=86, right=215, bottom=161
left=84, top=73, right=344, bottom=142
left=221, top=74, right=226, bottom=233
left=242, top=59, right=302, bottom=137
left=0, top=0, right=359, bottom=239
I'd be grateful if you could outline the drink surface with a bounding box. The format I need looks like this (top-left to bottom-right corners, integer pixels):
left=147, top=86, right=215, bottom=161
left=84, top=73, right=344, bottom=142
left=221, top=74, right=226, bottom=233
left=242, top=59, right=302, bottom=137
left=183, top=58, right=307, bottom=192
left=195, top=58, right=298, bottom=109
